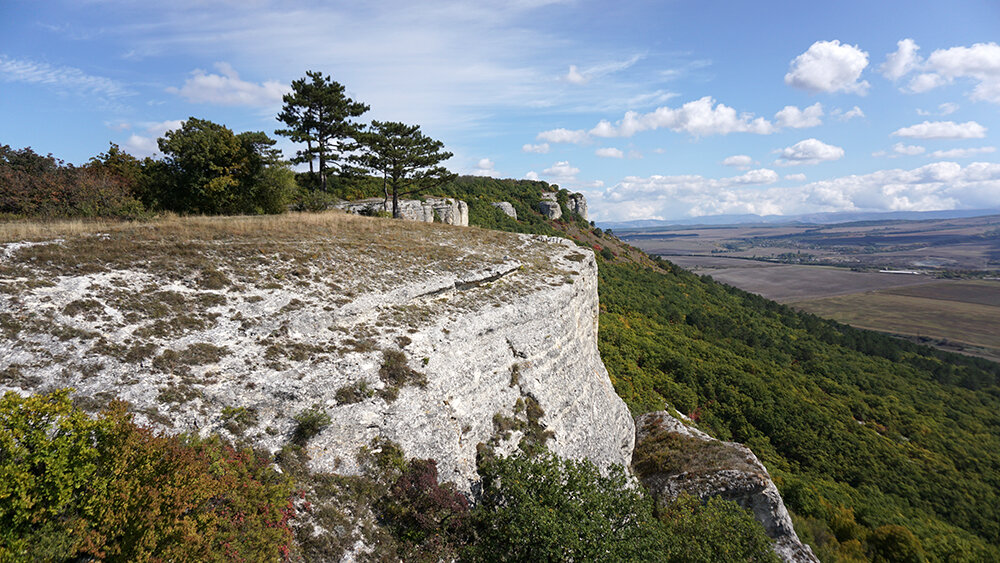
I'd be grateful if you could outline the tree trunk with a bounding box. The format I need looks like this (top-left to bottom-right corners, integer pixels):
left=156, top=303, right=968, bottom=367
left=392, top=187, right=400, bottom=219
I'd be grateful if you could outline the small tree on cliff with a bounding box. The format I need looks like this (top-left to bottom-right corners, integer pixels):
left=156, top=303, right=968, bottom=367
left=275, top=71, right=368, bottom=192
left=352, top=121, right=456, bottom=218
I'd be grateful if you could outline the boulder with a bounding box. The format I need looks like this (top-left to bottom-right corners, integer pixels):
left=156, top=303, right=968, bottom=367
left=633, top=411, right=818, bottom=563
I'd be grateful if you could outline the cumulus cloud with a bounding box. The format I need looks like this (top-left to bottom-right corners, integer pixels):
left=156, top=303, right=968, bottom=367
left=784, top=40, right=870, bottom=94
left=583, top=96, right=774, bottom=139
left=599, top=161, right=1000, bottom=221
left=730, top=168, right=779, bottom=185
left=774, top=103, right=824, bottom=128
left=928, top=146, right=996, bottom=159
left=907, top=72, right=947, bottom=93
left=167, top=62, right=289, bottom=106
left=880, top=38, right=921, bottom=80
left=784, top=173, right=807, bottom=182
left=595, top=147, right=624, bottom=158
left=923, top=42, right=1000, bottom=103
left=894, top=143, right=926, bottom=156
left=470, top=158, right=501, bottom=177
left=892, top=120, right=987, bottom=139
left=722, top=155, right=755, bottom=170
left=524, top=171, right=540, bottom=181
left=542, top=161, right=580, bottom=182
left=890, top=41, right=1000, bottom=103
left=522, top=142, right=550, bottom=154
left=122, top=119, right=185, bottom=157
left=837, top=106, right=865, bottom=120
left=774, top=138, right=845, bottom=166
left=537, top=128, right=589, bottom=144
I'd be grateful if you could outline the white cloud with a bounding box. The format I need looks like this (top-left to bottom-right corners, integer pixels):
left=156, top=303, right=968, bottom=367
left=564, top=54, right=643, bottom=85
left=785, top=40, right=870, bottom=94
left=784, top=173, right=807, bottom=181
left=722, top=155, right=755, bottom=169
left=566, top=65, right=587, bottom=84
left=907, top=72, right=947, bottom=93
left=0, top=55, right=132, bottom=102
left=166, top=62, right=289, bottom=107
left=892, top=120, right=987, bottom=139
left=537, top=128, right=589, bottom=144
left=122, top=119, right=185, bottom=157
left=595, top=147, right=624, bottom=158
left=730, top=168, right=779, bottom=185
left=928, top=146, right=996, bottom=159
left=542, top=160, right=580, bottom=182
left=522, top=142, right=550, bottom=154
left=892, top=143, right=926, bottom=156
left=599, top=161, right=1000, bottom=221
left=470, top=157, right=501, bottom=177
left=524, top=171, right=540, bottom=181
left=582, top=96, right=774, bottom=139
left=838, top=106, right=865, bottom=120
left=880, top=38, right=921, bottom=81
left=774, top=103, right=824, bottom=129
left=774, top=138, right=845, bottom=166
left=923, top=42, right=1000, bottom=103
left=938, top=102, right=959, bottom=115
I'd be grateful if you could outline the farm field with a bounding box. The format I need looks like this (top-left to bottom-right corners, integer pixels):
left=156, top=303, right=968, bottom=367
left=792, top=280, right=1000, bottom=363
left=661, top=255, right=933, bottom=302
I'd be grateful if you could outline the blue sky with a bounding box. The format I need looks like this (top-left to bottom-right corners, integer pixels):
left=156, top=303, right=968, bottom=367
left=2, top=0, right=999, bottom=222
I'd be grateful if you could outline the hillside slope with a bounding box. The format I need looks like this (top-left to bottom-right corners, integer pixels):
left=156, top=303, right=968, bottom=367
left=440, top=176, right=1000, bottom=562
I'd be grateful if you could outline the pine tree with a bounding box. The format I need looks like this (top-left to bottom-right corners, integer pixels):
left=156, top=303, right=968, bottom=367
left=275, top=71, right=368, bottom=192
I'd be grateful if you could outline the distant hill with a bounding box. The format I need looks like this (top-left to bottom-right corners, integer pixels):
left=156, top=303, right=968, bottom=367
left=602, top=208, right=1000, bottom=231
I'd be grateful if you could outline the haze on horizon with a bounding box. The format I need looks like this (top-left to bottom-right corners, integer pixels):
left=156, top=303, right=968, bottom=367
left=2, top=0, right=999, bottom=222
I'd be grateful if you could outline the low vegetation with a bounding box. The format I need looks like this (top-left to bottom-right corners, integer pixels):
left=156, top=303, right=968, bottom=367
left=0, top=390, right=295, bottom=561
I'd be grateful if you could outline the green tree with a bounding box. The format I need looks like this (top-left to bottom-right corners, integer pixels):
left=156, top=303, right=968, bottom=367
left=353, top=120, right=456, bottom=219
left=275, top=71, right=369, bottom=192
left=156, top=117, right=295, bottom=214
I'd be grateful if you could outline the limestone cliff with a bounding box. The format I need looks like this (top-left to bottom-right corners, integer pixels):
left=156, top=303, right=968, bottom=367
left=0, top=213, right=629, bottom=491
left=634, top=411, right=818, bottom=563
left=335, top=197, right=469, bottom=226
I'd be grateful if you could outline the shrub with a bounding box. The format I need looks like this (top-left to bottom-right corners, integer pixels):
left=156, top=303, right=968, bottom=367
left=292, top=407, right=331, bottom=445
left=0, top=389, right=294, bottom=561
left=658, top=494, right=780, bottom=563
left=467, top=451, right=669, bottom=561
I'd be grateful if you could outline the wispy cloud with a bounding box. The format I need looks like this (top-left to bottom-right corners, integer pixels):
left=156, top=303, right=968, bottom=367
left=0, top=55, right=132, bottom=102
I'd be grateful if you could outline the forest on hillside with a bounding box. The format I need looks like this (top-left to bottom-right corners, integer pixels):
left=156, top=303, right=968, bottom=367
left=440, top=176, right=1000, bottom=562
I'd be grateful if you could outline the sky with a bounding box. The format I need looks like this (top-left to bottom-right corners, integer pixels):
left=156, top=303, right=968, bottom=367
left=2, top=0, right=1000, bottom=223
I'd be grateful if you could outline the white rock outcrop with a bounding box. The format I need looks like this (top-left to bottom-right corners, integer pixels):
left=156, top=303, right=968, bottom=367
left=634, top=411, right=818, bottom=563
left=491, top=201, right=517, bottom=220
left=568, top=193, right=588, bottom=221
left=0, top=217, right=630, bottom=493
left=335, top=197, right=469, bottom=226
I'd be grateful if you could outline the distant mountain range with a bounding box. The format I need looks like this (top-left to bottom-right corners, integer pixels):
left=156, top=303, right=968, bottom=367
left=599, top=208, right=1000, bottom=231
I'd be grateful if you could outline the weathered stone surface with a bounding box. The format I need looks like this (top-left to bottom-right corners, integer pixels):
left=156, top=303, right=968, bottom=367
left=0, top=219, right=629, bottom=495
left=334, top=197, right=469, bottom=226
left=568, top=193, right=588, bottom=221
left=634, top=411, right=818, bottom=563
left=491, top=201, right=517, bottom=220
left=538, top=200, right=562, bottom=220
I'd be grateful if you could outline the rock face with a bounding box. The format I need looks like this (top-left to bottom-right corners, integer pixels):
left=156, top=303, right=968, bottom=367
left=634, top=411, right=818, bottom=563
left=491, top=201, right=517, bottom=220
left=567, top=194, right=588, bottom=221
left=538, top=193, right=562, bottom=220
left=0, top=215, right=631, bottom=494
left=335, top=197, right=469, bottom=226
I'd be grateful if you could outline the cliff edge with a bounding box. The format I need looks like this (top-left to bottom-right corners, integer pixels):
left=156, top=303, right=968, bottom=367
left=0, top=212, right=631, bottom=490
